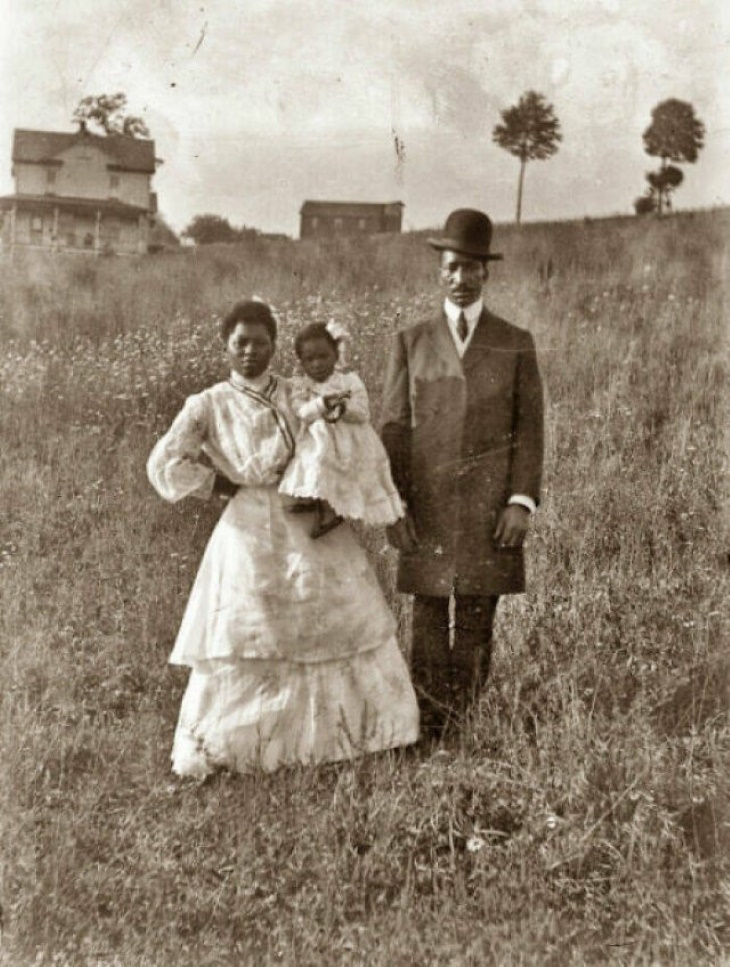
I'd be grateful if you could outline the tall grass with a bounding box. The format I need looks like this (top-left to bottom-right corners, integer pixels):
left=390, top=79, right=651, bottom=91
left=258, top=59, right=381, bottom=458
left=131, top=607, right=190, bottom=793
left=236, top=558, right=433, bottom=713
left=1, top=210, right=728, bottom=965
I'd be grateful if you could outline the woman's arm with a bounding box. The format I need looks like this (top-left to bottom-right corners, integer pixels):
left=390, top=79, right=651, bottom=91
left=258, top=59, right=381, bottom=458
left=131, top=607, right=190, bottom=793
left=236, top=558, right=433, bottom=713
left=147, top=394, right=217, bottom=503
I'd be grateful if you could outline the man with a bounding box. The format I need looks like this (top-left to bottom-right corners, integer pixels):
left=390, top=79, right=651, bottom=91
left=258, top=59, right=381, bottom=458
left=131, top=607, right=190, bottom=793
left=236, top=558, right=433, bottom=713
left=380, top=208, right=544, bottom=736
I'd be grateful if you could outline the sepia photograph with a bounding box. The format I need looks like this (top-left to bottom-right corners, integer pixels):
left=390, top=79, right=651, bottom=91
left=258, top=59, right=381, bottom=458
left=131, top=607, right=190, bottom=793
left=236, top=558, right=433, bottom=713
left=0, top=1, right=727, bottom=964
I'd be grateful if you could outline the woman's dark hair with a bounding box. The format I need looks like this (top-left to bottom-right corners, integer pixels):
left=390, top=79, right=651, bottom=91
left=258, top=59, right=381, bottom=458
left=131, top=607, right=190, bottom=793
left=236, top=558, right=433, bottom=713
left=220, top=300, right=277, bottom=343
left=294, top=322, right=339, bottom=360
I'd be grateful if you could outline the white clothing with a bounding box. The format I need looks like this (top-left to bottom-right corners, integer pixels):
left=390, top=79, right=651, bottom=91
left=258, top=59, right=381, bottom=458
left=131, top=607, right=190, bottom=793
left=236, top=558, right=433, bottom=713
left=279, top=370, right=404, bottom=526
left=147, top=373, right=418, bottom=776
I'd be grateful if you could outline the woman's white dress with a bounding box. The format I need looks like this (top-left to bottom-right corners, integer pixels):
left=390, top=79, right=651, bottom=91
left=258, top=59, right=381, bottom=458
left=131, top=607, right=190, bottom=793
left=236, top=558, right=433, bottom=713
left=278, top=370, right=404, bottom=526
left=147, top=371, right=418, bottom=777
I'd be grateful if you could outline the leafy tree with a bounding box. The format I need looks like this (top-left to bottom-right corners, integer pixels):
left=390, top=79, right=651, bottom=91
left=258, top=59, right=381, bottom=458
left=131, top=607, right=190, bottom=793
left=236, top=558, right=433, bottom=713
left=647, top=165, right=684, bottom=213
left=492, top=91, right=562, bottom=224
left=642, top=99, right=704, bottom=214
left=182, top=214, right=239, bottom=245
left=73, top=93, right=150, bottom=139
left=633, top=194, right=657, bottom=216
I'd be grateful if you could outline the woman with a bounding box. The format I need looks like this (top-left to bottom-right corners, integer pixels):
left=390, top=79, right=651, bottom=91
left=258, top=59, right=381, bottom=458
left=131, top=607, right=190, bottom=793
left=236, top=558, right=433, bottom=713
left=147, top=300, right=419, bottom=777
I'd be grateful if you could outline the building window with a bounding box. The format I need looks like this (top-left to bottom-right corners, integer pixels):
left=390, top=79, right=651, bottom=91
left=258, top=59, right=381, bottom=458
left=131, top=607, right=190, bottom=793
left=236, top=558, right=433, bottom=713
left=334, top=218, right=343, bottom=230
left=310, top=216, right=319, bottom=229
left=110, top=174, right=120, bottom=191
left=358, top=218, right=367, bottom=230
left=31, top=216, right=43, bottom=242
left=46, top=169, right=57, bottom=188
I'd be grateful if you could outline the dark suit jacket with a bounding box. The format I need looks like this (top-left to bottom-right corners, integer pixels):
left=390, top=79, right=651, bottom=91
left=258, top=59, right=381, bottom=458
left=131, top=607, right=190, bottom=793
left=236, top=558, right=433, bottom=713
left=380, top=306, right=544, bottom=596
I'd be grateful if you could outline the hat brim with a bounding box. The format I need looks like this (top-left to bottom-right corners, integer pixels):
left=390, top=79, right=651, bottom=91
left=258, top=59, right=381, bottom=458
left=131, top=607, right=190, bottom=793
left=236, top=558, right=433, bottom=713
left=427, top=236, right=503, bottom=260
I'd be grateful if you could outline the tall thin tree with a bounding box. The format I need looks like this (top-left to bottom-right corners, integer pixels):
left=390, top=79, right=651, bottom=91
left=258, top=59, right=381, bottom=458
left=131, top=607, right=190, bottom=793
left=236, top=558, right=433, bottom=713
left=492, top=91, right=562, bottom=224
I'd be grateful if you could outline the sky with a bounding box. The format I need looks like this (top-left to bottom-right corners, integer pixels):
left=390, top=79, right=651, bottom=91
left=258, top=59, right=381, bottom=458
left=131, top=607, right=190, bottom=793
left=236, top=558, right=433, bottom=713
left=1, top=0, right=727, bottom=235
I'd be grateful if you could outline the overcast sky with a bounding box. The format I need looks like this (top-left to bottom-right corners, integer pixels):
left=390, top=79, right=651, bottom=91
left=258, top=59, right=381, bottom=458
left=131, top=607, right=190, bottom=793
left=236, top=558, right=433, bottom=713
left=1, top=0, right=727, bottom=235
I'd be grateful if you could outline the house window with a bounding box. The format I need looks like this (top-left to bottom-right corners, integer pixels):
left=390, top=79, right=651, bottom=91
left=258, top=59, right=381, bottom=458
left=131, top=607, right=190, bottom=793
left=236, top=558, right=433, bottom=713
left=334, top=218, right=343, bottom=230
left=46, top=169, right=57, bottom=188
left=110, top=174, right=120, bottom=190
left=31, top=216, right=43, bottom=242
left=358, top=218, right=367, bottom=230
left=310, top=216, right=319, bottom=229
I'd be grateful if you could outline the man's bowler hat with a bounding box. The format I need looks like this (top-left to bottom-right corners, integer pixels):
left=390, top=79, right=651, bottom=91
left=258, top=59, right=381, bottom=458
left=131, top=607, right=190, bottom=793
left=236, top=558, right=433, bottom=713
left=428, top=209, right=503, bottom=261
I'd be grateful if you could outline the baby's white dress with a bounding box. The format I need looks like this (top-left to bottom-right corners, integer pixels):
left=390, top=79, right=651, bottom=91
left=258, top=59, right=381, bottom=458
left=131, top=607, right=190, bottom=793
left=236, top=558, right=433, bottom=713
left=147, top=371, right=419, bottom=777
left=278, top=370, right=404, bottom=526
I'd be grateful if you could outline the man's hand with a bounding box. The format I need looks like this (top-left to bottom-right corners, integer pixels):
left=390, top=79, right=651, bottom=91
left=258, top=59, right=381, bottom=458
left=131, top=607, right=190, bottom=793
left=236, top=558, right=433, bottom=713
left=386, top=514, right=419, bottom=553
left=494, top=505, right=531, bottom=548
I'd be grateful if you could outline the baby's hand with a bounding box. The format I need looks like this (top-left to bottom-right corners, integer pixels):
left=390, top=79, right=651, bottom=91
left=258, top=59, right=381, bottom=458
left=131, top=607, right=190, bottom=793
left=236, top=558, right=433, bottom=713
left=323, top=392, right=350, bottom=410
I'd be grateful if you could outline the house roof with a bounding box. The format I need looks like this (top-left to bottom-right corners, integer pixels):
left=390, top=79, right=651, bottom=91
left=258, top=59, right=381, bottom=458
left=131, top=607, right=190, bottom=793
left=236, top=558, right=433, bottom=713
left=0, top=194, right=151, bottom=217
left=12, top=128, right=157, bottom=174
left=300, top=200, right=404, bottom=217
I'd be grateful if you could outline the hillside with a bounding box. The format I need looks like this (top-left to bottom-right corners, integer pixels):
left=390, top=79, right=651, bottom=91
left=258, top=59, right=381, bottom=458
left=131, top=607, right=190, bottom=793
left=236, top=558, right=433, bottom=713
left=0, top=206, right=727, bottom=965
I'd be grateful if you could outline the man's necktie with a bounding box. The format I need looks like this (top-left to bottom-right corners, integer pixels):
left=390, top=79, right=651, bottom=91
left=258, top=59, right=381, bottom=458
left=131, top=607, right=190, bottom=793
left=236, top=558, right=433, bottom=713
left=456, top=312, right=468, bottom=342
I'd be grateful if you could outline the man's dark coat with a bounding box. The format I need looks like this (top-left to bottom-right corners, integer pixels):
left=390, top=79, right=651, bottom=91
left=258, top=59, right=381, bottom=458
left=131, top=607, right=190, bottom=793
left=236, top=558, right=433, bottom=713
left=380, top=306, right=544, bottom=597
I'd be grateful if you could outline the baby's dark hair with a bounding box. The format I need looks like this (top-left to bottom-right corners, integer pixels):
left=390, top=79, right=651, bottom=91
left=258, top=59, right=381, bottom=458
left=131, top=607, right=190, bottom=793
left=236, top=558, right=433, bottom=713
left=220, top=300, right=277, bottom=343
left=294, top=322, right=339, bottom=360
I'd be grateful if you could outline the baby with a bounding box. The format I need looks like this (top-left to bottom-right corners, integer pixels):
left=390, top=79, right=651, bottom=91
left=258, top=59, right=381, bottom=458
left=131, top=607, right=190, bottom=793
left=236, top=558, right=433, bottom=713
left=279, top=321, right=404, bottom=538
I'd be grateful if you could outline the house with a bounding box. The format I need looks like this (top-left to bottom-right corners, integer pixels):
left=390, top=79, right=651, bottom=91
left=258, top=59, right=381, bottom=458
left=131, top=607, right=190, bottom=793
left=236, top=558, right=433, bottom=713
left=299, top=201, right=404, bottom=240
left=0, top=126, right=159, bottom=255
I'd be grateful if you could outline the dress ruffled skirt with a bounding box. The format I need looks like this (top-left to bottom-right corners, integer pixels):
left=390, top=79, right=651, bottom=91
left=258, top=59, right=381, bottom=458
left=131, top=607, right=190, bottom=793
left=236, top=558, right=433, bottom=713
left=169, top=487, right=418, bottom=776
left=172, top=638, right=417, bottom=776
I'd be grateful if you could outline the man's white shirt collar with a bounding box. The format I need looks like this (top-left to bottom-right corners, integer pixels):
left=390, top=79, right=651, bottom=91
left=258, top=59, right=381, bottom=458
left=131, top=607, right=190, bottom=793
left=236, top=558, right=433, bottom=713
left=444, top=298, right=483, bottom=357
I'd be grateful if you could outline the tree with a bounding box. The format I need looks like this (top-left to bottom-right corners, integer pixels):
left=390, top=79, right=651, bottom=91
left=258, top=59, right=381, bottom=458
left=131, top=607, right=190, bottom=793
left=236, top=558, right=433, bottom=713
left=73, top=93, right=150, bottom=139
left=182, top=214, right=239, bottom=245
left=646, top=165, right=684, bottom=213
left=492, top=91, right=562, bottom=224
left=641, top=99, right=704, bottom=215
left=634, top=194, right=657, bottom=216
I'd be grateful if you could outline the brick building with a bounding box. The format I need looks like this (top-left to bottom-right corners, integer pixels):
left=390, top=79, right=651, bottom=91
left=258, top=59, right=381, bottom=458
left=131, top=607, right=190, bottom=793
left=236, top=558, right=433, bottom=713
left=299, top=200, right=404, bottom=240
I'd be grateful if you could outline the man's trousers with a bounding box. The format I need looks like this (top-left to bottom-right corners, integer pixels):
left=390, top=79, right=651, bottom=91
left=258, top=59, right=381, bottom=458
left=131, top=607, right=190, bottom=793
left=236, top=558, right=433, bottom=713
left=411, top=593, right=499, bottom=734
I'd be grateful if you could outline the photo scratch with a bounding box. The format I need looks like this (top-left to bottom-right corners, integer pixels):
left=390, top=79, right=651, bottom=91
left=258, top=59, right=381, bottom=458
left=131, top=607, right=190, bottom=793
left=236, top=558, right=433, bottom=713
left=192, top=20, right=208, bottom=57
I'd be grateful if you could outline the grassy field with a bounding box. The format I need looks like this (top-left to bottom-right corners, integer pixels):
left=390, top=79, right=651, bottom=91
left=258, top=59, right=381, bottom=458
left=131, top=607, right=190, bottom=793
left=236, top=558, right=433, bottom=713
left=1, top=210, right=728, bottom=965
